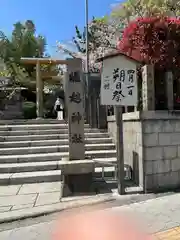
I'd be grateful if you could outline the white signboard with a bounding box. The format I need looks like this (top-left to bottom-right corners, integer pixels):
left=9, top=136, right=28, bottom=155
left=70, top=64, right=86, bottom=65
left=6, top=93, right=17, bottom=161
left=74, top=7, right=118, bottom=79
left=101, top=56, right=137, bottom=106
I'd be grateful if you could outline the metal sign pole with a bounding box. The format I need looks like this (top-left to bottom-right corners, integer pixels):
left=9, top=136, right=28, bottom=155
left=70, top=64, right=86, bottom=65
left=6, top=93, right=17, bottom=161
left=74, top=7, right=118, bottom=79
left=115, top=106, right=125, bottom=195
left=98, top=53, right=138, bottom=195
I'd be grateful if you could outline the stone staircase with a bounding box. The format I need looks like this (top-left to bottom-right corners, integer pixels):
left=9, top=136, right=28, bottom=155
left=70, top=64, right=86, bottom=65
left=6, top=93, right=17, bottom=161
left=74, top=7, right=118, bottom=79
left=0, top=119, right=117, bottom=185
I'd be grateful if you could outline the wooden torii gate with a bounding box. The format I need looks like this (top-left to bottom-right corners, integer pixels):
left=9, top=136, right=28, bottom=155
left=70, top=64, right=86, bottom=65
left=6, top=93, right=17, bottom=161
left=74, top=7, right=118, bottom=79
left=20, top=58, right=65, bottom=119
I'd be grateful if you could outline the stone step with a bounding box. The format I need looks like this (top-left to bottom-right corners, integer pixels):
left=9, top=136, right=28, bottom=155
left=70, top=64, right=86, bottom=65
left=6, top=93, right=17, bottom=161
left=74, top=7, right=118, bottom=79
left=0, top=119, right=65, bottom=125
left=0, top=123, right=89, bottom=131
left=3, top=132, right=110, bottom=141
left=0, top=159, right=116, bottom=173
left=0, top=138, right=113, bottom=148
left=0, top=150, right=117, bottom=163
left=1, top=113, right=23, bottom=119
left=0, top=143, right=115, bottom=155
left=0, top=128, right=105, bottom=136
left=0, top=161, right=59, bottom=173
left=0, top=167, right=115, bottom=185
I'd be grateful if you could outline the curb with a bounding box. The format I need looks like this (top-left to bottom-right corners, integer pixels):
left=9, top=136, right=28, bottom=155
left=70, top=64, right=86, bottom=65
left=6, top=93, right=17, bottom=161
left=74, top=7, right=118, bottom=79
left=0, top=194, right=115, bottom=224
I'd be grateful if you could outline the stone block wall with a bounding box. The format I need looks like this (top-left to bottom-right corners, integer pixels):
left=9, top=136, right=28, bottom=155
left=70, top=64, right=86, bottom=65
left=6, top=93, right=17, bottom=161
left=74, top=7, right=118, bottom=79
left=107, top=111, right=180, bottom=192
left=143, top=111, right=180, bottom=191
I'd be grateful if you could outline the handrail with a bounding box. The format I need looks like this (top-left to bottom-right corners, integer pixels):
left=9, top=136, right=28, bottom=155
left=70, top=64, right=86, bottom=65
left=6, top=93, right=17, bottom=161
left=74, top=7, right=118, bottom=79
left=93, top=159, right=117, bottom=181
left=93, top=160, right=117, bottom=167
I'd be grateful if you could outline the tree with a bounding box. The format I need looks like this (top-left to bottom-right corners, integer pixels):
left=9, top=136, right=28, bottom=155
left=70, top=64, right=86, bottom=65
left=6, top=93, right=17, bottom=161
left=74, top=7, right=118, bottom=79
left=0, top=20, right=46, bottom=89
left=57, top=1, right=180, bottom=73
left=57, top=16, right=121, bottom=73
left=111, top=0, right=180, bottom=22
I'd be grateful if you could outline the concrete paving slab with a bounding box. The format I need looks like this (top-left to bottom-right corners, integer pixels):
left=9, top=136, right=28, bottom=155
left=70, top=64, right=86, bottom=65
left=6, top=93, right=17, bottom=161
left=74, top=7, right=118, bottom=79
left=18, top=182, right=61, bottom=195
left=11, top=204, right=34, bottom=211
left=0, top=194, right=37, bottom=207
left=35, top=192, right=61, bottom=206
left=0, top=206, right=12, bottom=212
left=0, top=185, right=21, bottom=196
left=0, top=194, right=114, bottom=223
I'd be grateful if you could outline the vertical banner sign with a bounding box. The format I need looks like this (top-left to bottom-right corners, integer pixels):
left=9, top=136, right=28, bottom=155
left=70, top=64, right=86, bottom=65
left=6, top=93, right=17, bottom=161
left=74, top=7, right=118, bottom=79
left=101, top=57, right=137, bottom=106
left=66, top=59, right=85, bottom=160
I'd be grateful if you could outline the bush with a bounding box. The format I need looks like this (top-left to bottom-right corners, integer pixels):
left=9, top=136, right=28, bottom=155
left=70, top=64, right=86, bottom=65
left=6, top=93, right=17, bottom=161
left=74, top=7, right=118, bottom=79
left=22, top=101, right=36, bottom=119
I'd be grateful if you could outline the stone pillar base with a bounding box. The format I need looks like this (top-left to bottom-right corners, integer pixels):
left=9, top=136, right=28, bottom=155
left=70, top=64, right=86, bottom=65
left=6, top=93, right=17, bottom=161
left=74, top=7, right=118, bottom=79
left=62, top=173, right=94, bottom=197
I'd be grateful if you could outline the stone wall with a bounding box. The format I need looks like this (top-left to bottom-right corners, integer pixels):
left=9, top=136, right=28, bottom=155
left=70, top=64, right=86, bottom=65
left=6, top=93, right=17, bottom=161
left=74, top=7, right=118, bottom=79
left=107, top=111, right=180, bottom=192
left=143, top=111, right=180, bottom=191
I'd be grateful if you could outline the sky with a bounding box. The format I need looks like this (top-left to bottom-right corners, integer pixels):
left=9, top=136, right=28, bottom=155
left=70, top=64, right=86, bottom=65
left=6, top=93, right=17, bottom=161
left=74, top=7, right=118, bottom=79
left=0, top=0, right=119, bottom=57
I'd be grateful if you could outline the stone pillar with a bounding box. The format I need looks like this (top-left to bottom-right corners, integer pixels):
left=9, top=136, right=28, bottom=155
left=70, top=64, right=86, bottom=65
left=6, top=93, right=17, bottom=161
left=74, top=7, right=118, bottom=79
left=97, top=95, right=107, bottom=129
left=142, top=65, right=155, bottom=110
left=165, top=71, right=174, bottom=110
left=63, top=72, right=68, bottom=121
left=90, top=89, right=98, bottom=128
left=66, top=58, right=85, bottom=160
left=63, top=59, right=94, bottom=196
left=89, top=93, right=93, bottom=127
left=36, top=61, right=43, bottom=118
left=85, top=97, right=89, bottom=124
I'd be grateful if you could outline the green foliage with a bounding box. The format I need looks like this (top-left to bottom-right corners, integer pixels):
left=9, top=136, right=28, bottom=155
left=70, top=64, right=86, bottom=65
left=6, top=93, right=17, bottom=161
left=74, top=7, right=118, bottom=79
left=0, top=20, right=46, bottom=88
left=22, top=101, right=36, bottom=119
left=73, top=26, right=86, bottom=53
left=93, top=16, right=109, bottom=24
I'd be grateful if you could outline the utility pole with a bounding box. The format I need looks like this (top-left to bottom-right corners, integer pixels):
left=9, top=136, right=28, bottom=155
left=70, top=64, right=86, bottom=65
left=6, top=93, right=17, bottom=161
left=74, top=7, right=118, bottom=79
left=85, top=0, right=90, bottom=123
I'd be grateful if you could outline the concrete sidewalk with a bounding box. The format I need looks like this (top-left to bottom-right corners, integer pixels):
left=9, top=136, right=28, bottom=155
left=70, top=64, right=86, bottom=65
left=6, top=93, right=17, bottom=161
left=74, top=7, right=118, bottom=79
left=0, top=181, right=116, bottom=223
left=0, top=182, right=64, bottom=212
left=0, top=180, right=160, bottom=223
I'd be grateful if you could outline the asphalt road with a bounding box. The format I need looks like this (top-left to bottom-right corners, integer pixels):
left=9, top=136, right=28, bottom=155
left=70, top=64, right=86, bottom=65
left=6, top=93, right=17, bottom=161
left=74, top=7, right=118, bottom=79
left=0, top=190, right=177, bottom=235
left=1, top=191, right=180, bottom=239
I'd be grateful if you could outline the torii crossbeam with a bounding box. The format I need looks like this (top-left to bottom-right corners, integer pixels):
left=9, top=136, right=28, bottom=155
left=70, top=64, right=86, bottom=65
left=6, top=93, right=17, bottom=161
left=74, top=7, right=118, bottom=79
left=20, top=57, right=66, bottom=118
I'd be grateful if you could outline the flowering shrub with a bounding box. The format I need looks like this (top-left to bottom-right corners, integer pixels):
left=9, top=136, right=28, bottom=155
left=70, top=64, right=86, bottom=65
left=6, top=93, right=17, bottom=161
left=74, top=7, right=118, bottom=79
left=117, top=16, right=180, bottom=68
